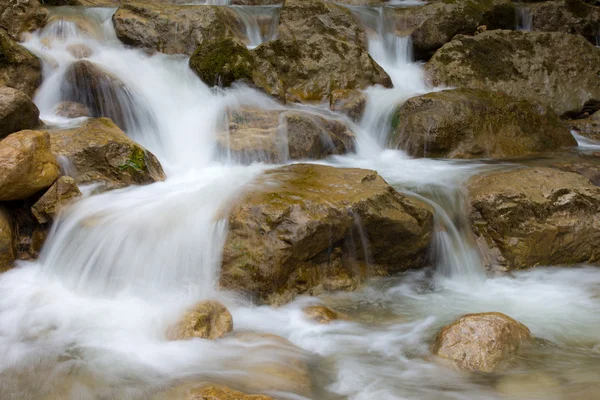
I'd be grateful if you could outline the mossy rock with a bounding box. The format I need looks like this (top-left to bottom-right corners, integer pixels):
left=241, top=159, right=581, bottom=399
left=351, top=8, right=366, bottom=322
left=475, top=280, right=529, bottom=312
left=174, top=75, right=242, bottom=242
left=189, top=37, right=255, bottom=88
left=390, top=88, right=576, bottom=159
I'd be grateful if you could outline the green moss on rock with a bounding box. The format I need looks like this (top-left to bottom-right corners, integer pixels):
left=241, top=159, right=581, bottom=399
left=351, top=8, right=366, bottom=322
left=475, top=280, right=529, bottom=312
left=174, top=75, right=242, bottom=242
left=189, top=37, right=255, bottom=88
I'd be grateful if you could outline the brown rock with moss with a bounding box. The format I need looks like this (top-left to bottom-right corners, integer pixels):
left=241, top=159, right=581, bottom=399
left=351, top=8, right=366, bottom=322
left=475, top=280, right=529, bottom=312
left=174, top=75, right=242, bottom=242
left=0, top=206, right=14, bottom=272
left=0, top=0, right=47, bottom=40
left=189, top=37, right=254, bottom=88
left=303, top=305, right=345, bottom=324
left=249, top=0, right=391, bottom=103
left=529, top=0, right=600, bottom=45
left=407, top=0, right=515, bottom=60
left=0, top=86, right=40, bottom=139
left=433, top=312, right=531, bottom=373
left=0, top=28, right=42, bottom=97
left=220, top=164, right=433, bottom=305
left=219, top=107, right=355, bottom=163
left=167, top=300, right=233, bottom=341
left=468, top=167, right=600, bottom=271
left=390, top=88, right=576, bottom=158
left=112, top=3, right=236, bottom=55
left=425, top=30, right=600, bottom=116
left=49, top=118, right=165, bottom=189
left=31, top=176, right=82, bottom=224
left=0, top=130, right=60, bottom=201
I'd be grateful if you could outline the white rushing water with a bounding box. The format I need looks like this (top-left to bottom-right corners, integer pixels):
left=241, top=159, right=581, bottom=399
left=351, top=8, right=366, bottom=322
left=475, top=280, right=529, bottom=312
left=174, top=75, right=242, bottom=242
left=1, top=4, right=600, bottom=400
left=516, top=4, right=533, bottom=31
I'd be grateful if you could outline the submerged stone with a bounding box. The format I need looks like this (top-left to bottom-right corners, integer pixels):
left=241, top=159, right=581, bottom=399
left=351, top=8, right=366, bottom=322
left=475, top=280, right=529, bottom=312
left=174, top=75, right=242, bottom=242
left=166, top=300, right=233, bottom=341
left=433, top=312, right=531, bottom=373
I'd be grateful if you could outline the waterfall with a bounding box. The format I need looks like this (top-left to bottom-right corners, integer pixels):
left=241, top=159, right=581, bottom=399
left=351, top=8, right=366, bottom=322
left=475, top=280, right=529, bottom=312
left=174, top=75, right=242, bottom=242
left=516, top=5, right=532, bottom=31
left=228, top=5, right=281, bottom=49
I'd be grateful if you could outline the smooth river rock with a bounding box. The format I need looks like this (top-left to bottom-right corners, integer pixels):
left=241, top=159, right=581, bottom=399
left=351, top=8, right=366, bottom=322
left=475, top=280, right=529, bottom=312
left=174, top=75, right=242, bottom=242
left=0, top=130, right=60, bottom=201
left=468, top=167, right=600, bottom=271
left=49, top=118, right=165, bottom=189
left=425, top=30, right=600, bottom=116
left=390, top=88, right=576, bottom=158
left=218, top=107, right=355, bottom=163
left=166, top=300, right=233, bottom=341
left=31, top=176, right=82, bottom=224
left=220, top=164, right=433, bottom=305
left=433, top=312, right=531, bottom=373
left=0, top=86, right=40, bottom=139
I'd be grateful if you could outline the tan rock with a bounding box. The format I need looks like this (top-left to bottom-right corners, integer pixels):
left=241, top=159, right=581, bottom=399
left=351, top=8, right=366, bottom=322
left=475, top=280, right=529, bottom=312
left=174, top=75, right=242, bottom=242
left=433, top=312, right=531, bottom=373
left=468, top=167, right=600, bottom=271
left=54, top=101, right=90, bottom=118
left=219, top=107, right=355, bottom=163
left=0, top=27, right=42, bottom=97
left=0, top=130, right=60, bottom=201
left=0, top=206, right=14, bottom=272
left=0, top=0, right=47, bottom=40
left=329, top=89, right=367, bottom=122
left=66, top=43, right=93, bottom=59
left=390, top=88, right=576, bottom=159
left=302, top=305, right=345, bottom=324
left=167, top=300, right=233, bottom=341
left=31, top=176, right=81, bottom=224
left=49, top=118, right=165, bottom=189
left=0, top=86, right=40, bottom=139
left=220, top=164, right=433, bottom=304
left=187, top=386, right=273, bottom=400
left=425, top=30, right=600, bottom=116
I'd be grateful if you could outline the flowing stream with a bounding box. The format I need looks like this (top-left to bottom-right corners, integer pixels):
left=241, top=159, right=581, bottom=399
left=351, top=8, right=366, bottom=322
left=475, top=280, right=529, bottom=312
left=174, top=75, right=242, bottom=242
left=1, top=4, right=600, bottom=400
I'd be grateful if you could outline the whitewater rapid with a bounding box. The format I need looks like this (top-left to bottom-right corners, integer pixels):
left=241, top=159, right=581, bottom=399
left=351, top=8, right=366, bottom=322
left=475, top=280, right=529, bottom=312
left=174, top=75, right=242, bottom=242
left=0, top=4, right=599, bottom=400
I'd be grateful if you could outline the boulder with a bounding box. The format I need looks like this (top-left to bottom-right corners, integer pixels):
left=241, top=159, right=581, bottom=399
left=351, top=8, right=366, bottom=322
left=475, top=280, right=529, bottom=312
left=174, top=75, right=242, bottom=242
left=567, top=110, right=600, bottom=141
left=49, top=118, right=165, bottom=189
left=0, top=0, right=47, bottom=40
left=54, top=101, right=90, bottom=118
left=249, top=0, right=392, bottom=103
left=61, top=60, right=141, bottom=130
left=530, top=0, right=600, bottom=45
left=112, top=3, right=236, bottom=55
left=425, top=30, right=600, bottom=116
left=433, top=312, right=531, bottom=373
left=329, top=89, right=367, bottom=122
left=0, top=130, right=60, bottom=201
left=31, top=176, right=81, bottom=224
left=166, top=300, right=233, bottom=341
left=302, top=305, right=345, bottom=324
left=468, top=167, right=600, bottom=271
left=186, top=386, right=273, bottom=400
left=219, top=107, right=355, bottom=163
left=189, top=37, right=254, bottom=88
left=407, top=0, right=515, bottom=60
left=0, top=27, right=42, bottom=97
left=220, top=164, right=433, bottom=305
left=0, top=206, right=14, bottom=272
left=390, top=88, right=576, bottom=159
left=0, top=86, right=40, bottom=139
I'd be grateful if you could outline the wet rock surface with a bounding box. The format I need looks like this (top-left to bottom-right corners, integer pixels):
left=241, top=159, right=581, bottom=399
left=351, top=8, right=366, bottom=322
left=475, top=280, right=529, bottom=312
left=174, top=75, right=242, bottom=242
left=468, top=167, right=600, bottom=271
left=0, top=130, right=60, bottom=201
left=0, top=86, right=40, bottom=139
left=425, top=30, right=600, bottom=116
left=433, top=312, right=531, bottom=373
left=220, top=163, right=433, bottom=305
left=0, top=206, right=14, bottom=272
left=31, top=176, right=81, bottom=224
left=391, top=88, right=576, bottom=158
left=167, top=300, right=233, bottom=341
left=48, top=118, right=165, bottom=189
left=218, top=107, right=355, bottom=163
left=0, top=27, right=42, bottom=97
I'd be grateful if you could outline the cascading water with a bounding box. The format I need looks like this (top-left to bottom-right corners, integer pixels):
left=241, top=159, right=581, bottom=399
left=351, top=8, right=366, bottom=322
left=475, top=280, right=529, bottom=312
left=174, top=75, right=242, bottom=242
left=229, top=5, right=281, bottom=49
left=516, top=4, right=533, bottom=31
left=2, top=3, right=600, bottom=400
